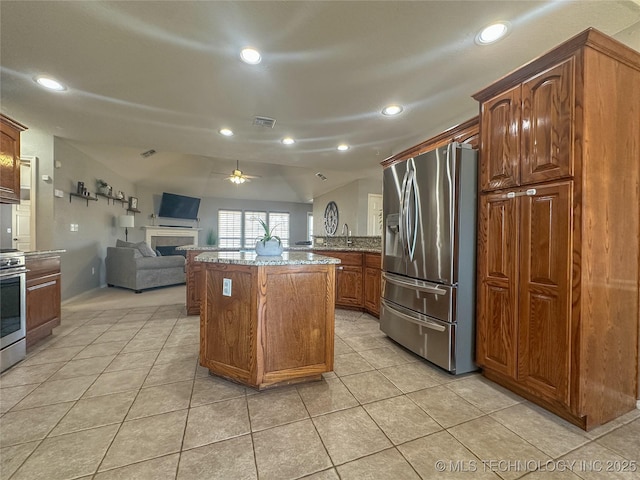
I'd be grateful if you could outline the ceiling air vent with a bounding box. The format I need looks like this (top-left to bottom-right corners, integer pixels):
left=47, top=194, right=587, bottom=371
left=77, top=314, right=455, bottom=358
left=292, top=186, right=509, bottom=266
left=316, top=172, right=327, bottom=181
left=253, top=116, right=276, bottom=128
left=140, top=149, right=156, bottom=158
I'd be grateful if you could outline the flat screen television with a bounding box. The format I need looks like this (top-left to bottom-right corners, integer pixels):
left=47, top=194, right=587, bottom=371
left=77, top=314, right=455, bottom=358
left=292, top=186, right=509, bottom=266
left=158, top=192, right=201, bottom=220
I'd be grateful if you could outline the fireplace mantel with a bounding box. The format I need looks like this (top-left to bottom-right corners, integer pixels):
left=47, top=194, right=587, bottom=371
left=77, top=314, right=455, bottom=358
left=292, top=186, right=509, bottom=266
left=142, top=226, right=201, bottom=247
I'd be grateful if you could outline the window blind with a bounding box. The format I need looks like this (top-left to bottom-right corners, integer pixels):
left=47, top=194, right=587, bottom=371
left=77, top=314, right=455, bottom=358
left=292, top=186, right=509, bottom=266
left=218, top=210, right=242, bottom=248
left=244, top=211, right=267, bottom=247
left=268, top=212, right=290, bottom=247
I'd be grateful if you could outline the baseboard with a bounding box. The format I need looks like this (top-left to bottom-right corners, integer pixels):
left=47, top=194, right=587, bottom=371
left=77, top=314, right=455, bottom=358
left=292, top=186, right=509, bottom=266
left=637, top=400, right=640, bottom=410
left=61, top=284, right=107, bottom=306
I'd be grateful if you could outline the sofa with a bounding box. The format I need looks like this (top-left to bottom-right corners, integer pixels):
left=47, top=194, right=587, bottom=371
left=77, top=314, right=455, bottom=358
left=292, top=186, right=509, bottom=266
left=106, top=240, right=186, bottom=293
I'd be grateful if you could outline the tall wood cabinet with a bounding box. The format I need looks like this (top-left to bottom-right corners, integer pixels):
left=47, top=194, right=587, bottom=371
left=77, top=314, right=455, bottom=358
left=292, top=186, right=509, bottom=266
left=473, top=28, right=640, bottom=430
left=0, top=114, right=28, bottom=204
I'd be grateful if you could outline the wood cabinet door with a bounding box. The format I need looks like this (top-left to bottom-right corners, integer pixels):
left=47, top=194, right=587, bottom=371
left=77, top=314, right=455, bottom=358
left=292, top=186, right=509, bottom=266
left=363, top=266, right=380, bottom=316
left=521, top=58, right=575, bottom=185
left=0, top=120, right=21, bottom=204
left=335, top=266, right=363, bottom=308
left=517, top=182, right=572, bottom=404
left=476, top=191, right=518, bottom=378
left=186, top=251, right=204, bottom=315
left=480, top=85, right=521, bottom=192
left=26, top=274, right=61, bottom=346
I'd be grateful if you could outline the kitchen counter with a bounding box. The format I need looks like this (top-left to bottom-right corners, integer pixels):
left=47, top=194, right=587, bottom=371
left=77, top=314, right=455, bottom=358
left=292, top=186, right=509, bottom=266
left=24, top=249, right=66, bottom=257
left=178, top=245, right=382, bottom=253
left=198, top=251, right=336, bottom=389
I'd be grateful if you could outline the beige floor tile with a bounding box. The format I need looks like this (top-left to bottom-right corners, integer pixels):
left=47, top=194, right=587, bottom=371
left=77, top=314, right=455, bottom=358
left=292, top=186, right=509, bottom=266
left=596, top=419, right=640, bottom=462
left=247, top=387, right=309, bottom=432
left=333, top=352, right=375, bottom=377
left=341, top=334, right=389, bottom=352
left=398, top=430, right=500, bottom=480
left=48, top=355, right=116, bottom=381
left=519, top=470, right=584, bottom=479
left=363, top=395, right=441, bottom=444
left=100, top=409, right=188, bottom=471
left=163, top=333, right=200, bottom=348
left=121, top=336, right=168, bottom=353
left=127, top=380, right=193, bottom=420
left=490, top=403, right=590, bottom=458
left=50, top=390, right=138, bottom=436
left=94, top=329, right=140, bottom=344
left=379, top=361, right=452, bottom=393
left=177, top=435, right=257, bottom=480
left=446, top=376, right=524, bottom=413
left=357, top=346, right=414, bottom=369
left=12, top=374, right=98, bottom=410
left=340, top=370, right=402, bottom=404
left=337, top=447, right=421, bottom=479
left=0, top=362, right=65, bottom=388
left=104, top=350, right=160, bottom=373
left=313, top=406, right=392, bottom=465
left=448, top=416, right=551, bottom=480
left=299, top=469, right=340, bottom=479
left=183, top=397, right=250, bottom=449
left=47, top=331, right=103, bottom=349
left=0, top=441, right=40, bottom=478
left=11, top=424, right=118, bottom=480
left=94, top=453, right=179, bottom=480
left=190, top=376, right=247, bottom=407
left=408, top=385, right=484, bottom=428
left=155, top=344, right=199, bottom=365
left=19, top=345, right=86, bottom=367
left=560, top=442, right=638, bottom=479
left=117, top=312, right=154, bottom=323
left=109, top=321, right=147, bottom=331
left=74, top=341, right=127, bottom=359
left=83, top=368, right=149, bottom=398
left=297, top=377, right=358, bottom=416
left=0, top=384, right=37, bottom=413
left=143, top=358, right=196, bottom=387
left=253, top=419, right=332, bottom=480
left=334, top=337, right=354, bottom=355
left=0, top=402, right=74, bottom=447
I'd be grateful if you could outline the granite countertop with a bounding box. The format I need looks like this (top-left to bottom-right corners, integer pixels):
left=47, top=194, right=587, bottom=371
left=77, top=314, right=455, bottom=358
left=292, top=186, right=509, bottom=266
left=24, top=249, right=66, bottom=257
left=194, top=251, right=342, bottom=266
left=178, top=245, right=381, bottom=254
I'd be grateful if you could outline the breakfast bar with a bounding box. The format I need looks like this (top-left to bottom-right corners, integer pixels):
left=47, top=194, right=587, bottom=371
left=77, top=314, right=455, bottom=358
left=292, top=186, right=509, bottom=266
left=195, top=251, right=340, bottom=389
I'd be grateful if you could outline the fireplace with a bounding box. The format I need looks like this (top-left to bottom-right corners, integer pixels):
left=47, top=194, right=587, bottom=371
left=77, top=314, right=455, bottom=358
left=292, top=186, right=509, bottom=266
left=142, top=226, right=200, bottom=256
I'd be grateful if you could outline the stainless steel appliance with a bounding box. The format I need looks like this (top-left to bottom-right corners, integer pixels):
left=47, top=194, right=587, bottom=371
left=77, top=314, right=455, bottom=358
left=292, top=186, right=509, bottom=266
left=380, top=142, right=477, bottom=374
left=0, top=249, right=27, bottom=372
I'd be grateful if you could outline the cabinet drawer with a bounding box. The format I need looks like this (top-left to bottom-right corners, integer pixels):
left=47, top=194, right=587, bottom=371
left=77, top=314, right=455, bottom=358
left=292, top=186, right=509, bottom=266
left=314, top=251, right=363, bottom=266
left=364, top=253, right=381, bottom=268
left=26, top=256, right=61, bottom=280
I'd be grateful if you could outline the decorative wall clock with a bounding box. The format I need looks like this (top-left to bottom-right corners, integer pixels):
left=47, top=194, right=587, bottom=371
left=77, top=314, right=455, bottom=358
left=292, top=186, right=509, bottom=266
left=323, top=201, right=338, bottom=235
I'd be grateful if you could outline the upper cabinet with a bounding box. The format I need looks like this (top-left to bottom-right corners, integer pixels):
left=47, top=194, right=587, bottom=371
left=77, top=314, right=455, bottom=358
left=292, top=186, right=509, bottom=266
left=0, top=114, right=28, bottom=204
left=478, top=58, right=574, bottom=191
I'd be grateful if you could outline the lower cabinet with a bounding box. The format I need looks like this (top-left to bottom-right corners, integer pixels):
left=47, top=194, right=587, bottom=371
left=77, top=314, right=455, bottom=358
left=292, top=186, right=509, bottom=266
left=26, top=254, right=61, bottom=347
left=186, top=250, right=204, bottom=315
left=363, top=253, right=381, bottom=317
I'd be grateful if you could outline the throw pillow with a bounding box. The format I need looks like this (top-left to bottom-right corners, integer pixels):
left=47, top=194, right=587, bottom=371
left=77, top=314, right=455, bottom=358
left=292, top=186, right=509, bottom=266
left=116, top=239, right=136, bottom=249
left=155, top=249, right=162, bottom=256
left=135, top=241, right=157, bottom=257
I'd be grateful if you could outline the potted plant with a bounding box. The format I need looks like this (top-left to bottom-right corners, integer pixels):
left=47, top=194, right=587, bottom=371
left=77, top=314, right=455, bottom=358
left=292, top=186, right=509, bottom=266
left=254, top=217, right=283, bottom=255
left=96, top=179, right=112, bottom=196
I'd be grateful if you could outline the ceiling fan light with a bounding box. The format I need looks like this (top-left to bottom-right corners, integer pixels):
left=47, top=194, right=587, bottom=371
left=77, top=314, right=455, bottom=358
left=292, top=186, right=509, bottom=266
left=476, top=22, right=510, bottom=45
left=282, top=137, right=295, bottom=145
left=337, top=144, right=349, bottom=151
left=34, top=75, right=66, bottom=91
left=219, top=128, right=234, bottom=137
left=240, top=47, right=262, bottom=65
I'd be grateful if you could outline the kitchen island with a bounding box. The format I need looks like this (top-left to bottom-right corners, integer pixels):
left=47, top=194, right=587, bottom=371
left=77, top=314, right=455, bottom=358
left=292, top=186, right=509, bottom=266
left=195, top=251, right=340, bottom=389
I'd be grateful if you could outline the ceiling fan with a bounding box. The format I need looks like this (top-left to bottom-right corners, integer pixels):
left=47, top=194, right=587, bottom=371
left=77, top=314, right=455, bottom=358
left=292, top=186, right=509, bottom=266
left=213, top=160, right=261, bottom=184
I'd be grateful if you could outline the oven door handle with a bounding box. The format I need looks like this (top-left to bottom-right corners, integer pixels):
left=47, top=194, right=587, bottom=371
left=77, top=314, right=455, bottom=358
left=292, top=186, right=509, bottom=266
left=381, top=299, right=446, bottom=332
left=0, top=267, right=28, bottom=278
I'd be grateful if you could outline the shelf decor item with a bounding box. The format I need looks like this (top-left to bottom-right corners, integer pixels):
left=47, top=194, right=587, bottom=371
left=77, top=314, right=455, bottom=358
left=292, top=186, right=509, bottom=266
left=129, top=196, right=138, bottom=209
left=254, top=217, right=283, bottom=256
left=323, top=201, right=338, bottom=235
left=96, top=179, right=112, bottom=196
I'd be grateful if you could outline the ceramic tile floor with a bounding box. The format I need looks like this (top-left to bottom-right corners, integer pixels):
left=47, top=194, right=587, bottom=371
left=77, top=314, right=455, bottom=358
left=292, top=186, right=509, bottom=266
left=1, top=286, right=639, bottom=480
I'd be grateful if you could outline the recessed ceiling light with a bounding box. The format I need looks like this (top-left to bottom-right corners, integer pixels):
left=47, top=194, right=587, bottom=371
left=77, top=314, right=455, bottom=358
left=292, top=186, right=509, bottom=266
left=382, top=104, right=403, bottom=116
left=281, top=137, right=295, bottom=145
left=34, top=75, right=66, bottom=91
left=476, top=22, right=510, bottom=45
left=219, top=128, right=234, bottom=137
left=337, top=144, right=349, bottom=151
left=240, top=47, right=262, bottom=65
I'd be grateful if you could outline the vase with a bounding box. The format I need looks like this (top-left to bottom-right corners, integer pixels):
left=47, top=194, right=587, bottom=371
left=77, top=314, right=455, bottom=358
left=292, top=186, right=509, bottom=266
left=255, top=239, right=283, bottom=256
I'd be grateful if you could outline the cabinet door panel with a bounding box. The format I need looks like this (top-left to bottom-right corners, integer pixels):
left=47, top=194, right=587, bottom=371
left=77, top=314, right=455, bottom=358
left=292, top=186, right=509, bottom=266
left=521, top=58, right=574, bottom=185
left=335, top=266, right=363, bottom=307
left=363, top=266, right=380, bottom=316
left=480, top=86, right=521, bottom=191
left=518, top=182, right=572, bottom=403
left=476, top=193, right=518, bottom=377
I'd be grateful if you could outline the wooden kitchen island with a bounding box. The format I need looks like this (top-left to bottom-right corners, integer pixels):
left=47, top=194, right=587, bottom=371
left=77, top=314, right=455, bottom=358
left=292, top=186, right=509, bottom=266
left=195, top=251, right=340, bottom=390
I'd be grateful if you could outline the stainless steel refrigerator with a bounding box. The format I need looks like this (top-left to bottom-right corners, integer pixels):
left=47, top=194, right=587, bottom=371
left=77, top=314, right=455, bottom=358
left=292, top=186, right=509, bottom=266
left=380, top=142, right=477, bottom=374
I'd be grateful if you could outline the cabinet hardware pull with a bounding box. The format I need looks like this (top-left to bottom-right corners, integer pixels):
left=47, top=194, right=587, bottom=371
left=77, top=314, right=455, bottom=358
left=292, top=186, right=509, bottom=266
left=526, top=188, right=537, bottom=196
left=506, top=192, right=516, bottom=198
left=337, top=266, right=344, bottom=270
left=27, top=280, right=57, bottom=291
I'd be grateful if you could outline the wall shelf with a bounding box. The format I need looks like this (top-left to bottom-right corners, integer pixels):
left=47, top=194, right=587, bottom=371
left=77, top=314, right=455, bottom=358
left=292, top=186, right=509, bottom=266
left=96, top=192, right=127, bottom=206
left=127, top=208, right=141, bottom=214
left=69, top=192, right=98, bottom=206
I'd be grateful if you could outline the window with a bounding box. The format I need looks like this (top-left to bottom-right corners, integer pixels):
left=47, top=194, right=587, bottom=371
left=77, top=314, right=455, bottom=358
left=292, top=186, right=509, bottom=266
left=268, top=212, right=290, bottom=247
left=307, top=213, right=313, bottom=242
left=217, top=210, right=242, bottom=248
left=244, top=211, right=267, bottom=247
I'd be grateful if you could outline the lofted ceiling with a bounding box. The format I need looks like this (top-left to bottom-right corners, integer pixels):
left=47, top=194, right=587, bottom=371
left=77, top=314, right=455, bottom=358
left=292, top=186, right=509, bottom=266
left=1, top=1, right=639, bottom=203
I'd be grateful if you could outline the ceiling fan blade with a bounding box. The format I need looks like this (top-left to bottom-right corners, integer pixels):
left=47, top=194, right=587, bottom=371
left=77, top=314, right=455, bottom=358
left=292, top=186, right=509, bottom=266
left=242, top=174, right=261, bottom=179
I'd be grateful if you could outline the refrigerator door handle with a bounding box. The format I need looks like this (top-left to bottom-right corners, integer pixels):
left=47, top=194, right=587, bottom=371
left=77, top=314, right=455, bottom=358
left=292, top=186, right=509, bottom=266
left=382, top=272, right=448, bottom=295
left=399, top=167, right=411, bottom=258
left=381, top=299, right=446, bottom=332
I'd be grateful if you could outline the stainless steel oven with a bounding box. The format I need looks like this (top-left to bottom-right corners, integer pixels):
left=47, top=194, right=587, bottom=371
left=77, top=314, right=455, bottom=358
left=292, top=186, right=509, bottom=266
left=0, top=250, right=27, bottom=372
